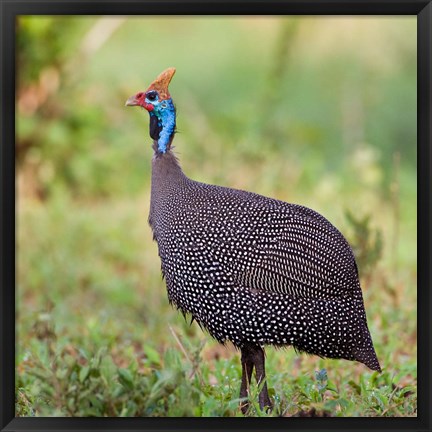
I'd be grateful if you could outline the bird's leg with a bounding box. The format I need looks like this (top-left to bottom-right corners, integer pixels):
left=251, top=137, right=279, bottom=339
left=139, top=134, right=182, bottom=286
left=239, top=346, right=254, bottom=414
left=239, top=344, right=272, bottom=414
left=252, top=346, right=273, bottom=412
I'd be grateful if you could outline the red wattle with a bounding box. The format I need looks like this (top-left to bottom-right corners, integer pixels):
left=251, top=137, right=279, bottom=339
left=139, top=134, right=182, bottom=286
left=143, top=102, right=154, bottom=112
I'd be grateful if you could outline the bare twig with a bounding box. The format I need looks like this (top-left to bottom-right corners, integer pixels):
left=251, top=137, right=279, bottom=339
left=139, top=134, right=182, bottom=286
left=168, top=325, right=204, bottom=385
left=80, top=17, right=126, bottom=57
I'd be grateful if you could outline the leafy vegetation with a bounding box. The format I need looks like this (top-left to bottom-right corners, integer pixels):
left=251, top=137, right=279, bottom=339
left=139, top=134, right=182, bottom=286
left=16, top=16, right=416, bottom=417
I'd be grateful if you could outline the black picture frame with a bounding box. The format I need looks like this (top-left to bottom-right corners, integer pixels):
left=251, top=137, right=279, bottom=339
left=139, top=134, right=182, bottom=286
left=1, top=1, right=431, bottom=431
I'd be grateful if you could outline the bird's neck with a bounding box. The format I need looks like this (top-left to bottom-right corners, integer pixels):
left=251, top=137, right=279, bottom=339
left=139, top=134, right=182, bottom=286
left=149, top=145, right=188, bottom=235
left=149, top=99, right=176, bottom=154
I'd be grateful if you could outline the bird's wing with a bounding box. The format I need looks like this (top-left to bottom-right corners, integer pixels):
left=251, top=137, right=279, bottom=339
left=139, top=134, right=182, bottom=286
left=165, top=184, right=359, bottom=301
left=211, top=203, right=360, bottom=300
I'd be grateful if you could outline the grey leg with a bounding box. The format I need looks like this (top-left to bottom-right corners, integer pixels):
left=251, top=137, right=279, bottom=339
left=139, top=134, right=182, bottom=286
left=239, top=344, right=272, bottom=413
left=253, top=346, right=272, bottom=412
left=240, top=347, right=254, bottom=414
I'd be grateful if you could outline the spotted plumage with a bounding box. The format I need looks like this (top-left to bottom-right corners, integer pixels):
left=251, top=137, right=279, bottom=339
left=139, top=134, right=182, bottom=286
left=126, top=67, right=381, bottom=413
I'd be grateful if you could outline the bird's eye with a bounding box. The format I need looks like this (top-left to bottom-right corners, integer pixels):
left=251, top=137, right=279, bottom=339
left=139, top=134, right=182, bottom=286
left=146, top=91, right=158, bottom=101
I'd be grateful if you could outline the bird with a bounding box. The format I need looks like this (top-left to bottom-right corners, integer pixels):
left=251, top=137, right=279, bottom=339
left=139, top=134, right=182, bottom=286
left=125, top=67, right=381, bottom=414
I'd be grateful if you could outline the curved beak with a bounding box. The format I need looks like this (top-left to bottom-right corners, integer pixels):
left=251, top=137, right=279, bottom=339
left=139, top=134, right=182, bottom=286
left=125, top=95, right=139, bottom=107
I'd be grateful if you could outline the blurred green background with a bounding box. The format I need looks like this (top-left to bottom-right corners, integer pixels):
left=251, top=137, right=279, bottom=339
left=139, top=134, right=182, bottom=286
left=16, top=16, right=417, bottom=417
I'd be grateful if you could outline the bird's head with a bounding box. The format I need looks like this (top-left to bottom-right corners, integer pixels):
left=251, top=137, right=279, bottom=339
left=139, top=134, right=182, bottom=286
left=126, top=67, right=176, bottom=154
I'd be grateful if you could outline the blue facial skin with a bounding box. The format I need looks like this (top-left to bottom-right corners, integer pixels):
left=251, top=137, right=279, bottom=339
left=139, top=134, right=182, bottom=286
left=147, top=97, right=176, bottom=153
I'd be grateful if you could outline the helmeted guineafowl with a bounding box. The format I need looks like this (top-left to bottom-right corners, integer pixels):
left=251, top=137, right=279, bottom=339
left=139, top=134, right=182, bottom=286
left=126, top=67, right=381, bottom=413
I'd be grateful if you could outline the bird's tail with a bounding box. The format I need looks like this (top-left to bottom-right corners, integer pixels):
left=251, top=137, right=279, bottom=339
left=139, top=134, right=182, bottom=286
left=354, top=329, right=381, bottom=372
